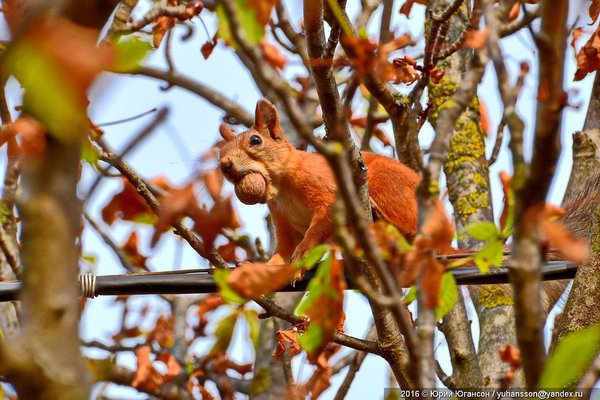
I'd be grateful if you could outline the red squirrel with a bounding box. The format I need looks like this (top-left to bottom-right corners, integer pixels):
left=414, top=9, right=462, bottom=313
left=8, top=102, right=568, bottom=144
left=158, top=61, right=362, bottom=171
left=218, top=99, right=420, bottom=264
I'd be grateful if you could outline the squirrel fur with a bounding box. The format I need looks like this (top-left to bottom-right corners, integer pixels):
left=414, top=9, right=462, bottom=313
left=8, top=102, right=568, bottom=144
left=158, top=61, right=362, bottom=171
left=218, top=99, right=420, bottom=264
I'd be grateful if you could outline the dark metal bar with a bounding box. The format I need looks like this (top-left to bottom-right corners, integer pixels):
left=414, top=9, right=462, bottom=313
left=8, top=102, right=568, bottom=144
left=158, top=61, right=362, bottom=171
left=0, top=262, right=578, bottom=303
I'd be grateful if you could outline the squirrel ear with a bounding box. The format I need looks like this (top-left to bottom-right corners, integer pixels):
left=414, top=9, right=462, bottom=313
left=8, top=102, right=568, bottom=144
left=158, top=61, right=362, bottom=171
left=254, top=99, right=285, bottom=142
left=219, top=124, right=236, bottom=142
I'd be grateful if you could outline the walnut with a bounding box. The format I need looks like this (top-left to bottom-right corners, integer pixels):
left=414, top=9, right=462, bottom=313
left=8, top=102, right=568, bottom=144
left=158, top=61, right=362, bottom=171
left=235, top=173, right=268, bottom=205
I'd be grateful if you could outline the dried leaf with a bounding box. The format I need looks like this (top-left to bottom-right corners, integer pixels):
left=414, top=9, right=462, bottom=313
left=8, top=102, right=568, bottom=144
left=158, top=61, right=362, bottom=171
left=201, top=40, right=216, bottom=59
left=420, top=199, right=455, bottom=249
left=379, top=34, right=412, bottom=55
left=296, top=256, right=346, bottom=363
left=191, top=196, right=240, bottom=248
left=571, top=27, right=584, bottom=52
left=373, top=126, right=392, bottom=147
left=430, top=68, right=445, bottom=84
left=399, top=0, right=426, bottom=17
left=153, top=16, right=175, bottom=48
left=156, top=352, right=182, bottom=382
left=123, top=231, right=149, bottom=271
left=147, top=315, right=175, bottom=348
left=574, top=28, right=600, bottom=81
left=479, top=100, right=490, bottom=135
left=499, top=344, right=522, bottom=370
left=247, top=0, right=277, bottom=26
left=591, top=0, right=600, bottom=24
left=132, top=346, right=164, bottom=392
left=204, top=168, right=224, bottom=201
left=13, top=115, right=46, bottom=155
left=525, top=204, right=589, bottom=263
left=508, top=3, right=520, bottom=22
left=227, top=262, right=297, bottom=299
left=499, top=171, right=514, bottom=233
left=464, top=28, right=489, bottom=50
left=102, top=177, right=172, bottom=225
left=261, top=40, right=287, bottom=69
left=392, top=56, right=420, bottom=84
left=217, top=242, right=239, bottom=262
left=151, top=183, right=198, bottom=247
left=195, top=294, right=225, bottom=336
left=211, top=353, right=253, bottom=375
left=273, top=328, right=302, bottom=360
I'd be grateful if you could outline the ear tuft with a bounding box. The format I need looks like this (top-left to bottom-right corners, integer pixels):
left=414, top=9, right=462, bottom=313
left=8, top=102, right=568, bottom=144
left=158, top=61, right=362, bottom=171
left=254, top=99, right=285, bottom=142
left=219, top=124, right=236, bottom=141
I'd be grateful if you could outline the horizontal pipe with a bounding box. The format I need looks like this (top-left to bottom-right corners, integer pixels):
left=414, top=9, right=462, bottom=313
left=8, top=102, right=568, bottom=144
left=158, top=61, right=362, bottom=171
left=0, top=261, right=577, bottom=303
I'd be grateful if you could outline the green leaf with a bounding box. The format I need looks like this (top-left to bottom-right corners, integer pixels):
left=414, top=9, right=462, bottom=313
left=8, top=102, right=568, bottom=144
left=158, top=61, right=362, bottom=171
left=81, top=253, right=97, bottom=266
left=214, top=268, right=248, bottom=304
left=538, top=324, right=600, bottom=388
left=216, top=0, right=264, bottom=48
left=299, top=324, right=324, bottom=354
left=295, top=253, right=334, bottom=318
left=294, top=244, right=330, bottom=270
left=113, top=37, right=152, bottom=72
left=474, top=239, right=503, bottom=274
left=435, top=273, right=458, bottom=320
left=464, top=221, right=499, bottom=241
left=81, top=139, right=101, bottom=166
left=210, top=311, right=239, bottom=354
left=243, top=309, right=260, bottom=350
left=403, top=286, right=417, bottom=304
left=6, top=42, right=84, bottom=143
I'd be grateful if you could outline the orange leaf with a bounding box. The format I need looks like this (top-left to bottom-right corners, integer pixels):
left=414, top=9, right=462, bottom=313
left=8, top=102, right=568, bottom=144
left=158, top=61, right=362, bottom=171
left=303, top=258, right=346, bottom=364
left=373, top=126, right=392, bottom=147
left=591, top=0, right=600, bottom=24
left=349, top=115, right=367, bottom=128
left=153, top=16, right=175, bottom=48
left=195, top=294, right=225, bottom=336
left=574, top=27, right=600, bottom=81
left=102, top=177, right=168, bottom=225
left=508, top=3, right=520, bottom=22
left=420, top=198, right=455, bottom=250
left=499, top=171, right=513, bottom=233
left=392, top=56, right=420, bottom=84
left=273, top=328, right=302, bottom=360
left=191, top=196, right=240, bottom=251
left=430, top=68, right=445, bottom=84
left=524, top=204, right=589, bottom=263
left=123, top=231, right=149, bottom=271
left=13, top=115, right=46, bottom=155
left=147, top=315, right=175, bottom=348
left=217, top=242, right=239, bottom=262
left=499, top=344, right=522, bottom=370
left=227, top=262, right=297, bottom=299
left=571, top=27, right=584, bottom=52
left=421, top=256, right=445, bottom=308
left=247, top=0, right=277, bottom=26
left=380, top=34, right=412, bottom=55
left=151, top=183, right=198, bottom=247
left=156, top=352, right=182, bottom=382
left=132, top=346, right=164, bottom=393
left=204, top=168, right=224, bottom=201
left=201, top=40, right=216, bottom=59
left=261, top=40, right=287, bottom=69
left=399, top=0, right=426, bottom=17
left=302, top=366, right=332, bottom=400
left=479, top=100, right=490, bottom=135
left=464, top=28, right=489, bottom=50
left=211, top=353, right=253, bottom=375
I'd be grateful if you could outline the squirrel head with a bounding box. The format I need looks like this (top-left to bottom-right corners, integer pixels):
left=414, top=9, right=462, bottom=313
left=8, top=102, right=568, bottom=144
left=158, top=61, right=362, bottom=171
left=218, top=99, right=293, bottom=205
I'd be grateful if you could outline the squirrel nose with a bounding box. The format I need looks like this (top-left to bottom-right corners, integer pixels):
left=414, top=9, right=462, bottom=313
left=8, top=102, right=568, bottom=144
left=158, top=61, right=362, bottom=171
left=220, top=158, right=233, bottom=174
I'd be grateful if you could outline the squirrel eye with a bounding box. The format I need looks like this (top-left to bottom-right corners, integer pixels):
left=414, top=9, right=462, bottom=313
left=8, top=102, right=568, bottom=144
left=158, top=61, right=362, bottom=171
left=249, top=135, right=263, bottom=146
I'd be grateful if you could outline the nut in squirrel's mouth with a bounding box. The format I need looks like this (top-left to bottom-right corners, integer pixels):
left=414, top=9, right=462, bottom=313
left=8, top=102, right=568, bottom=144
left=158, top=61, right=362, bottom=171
left=234, top=171, right=271, bottom=205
